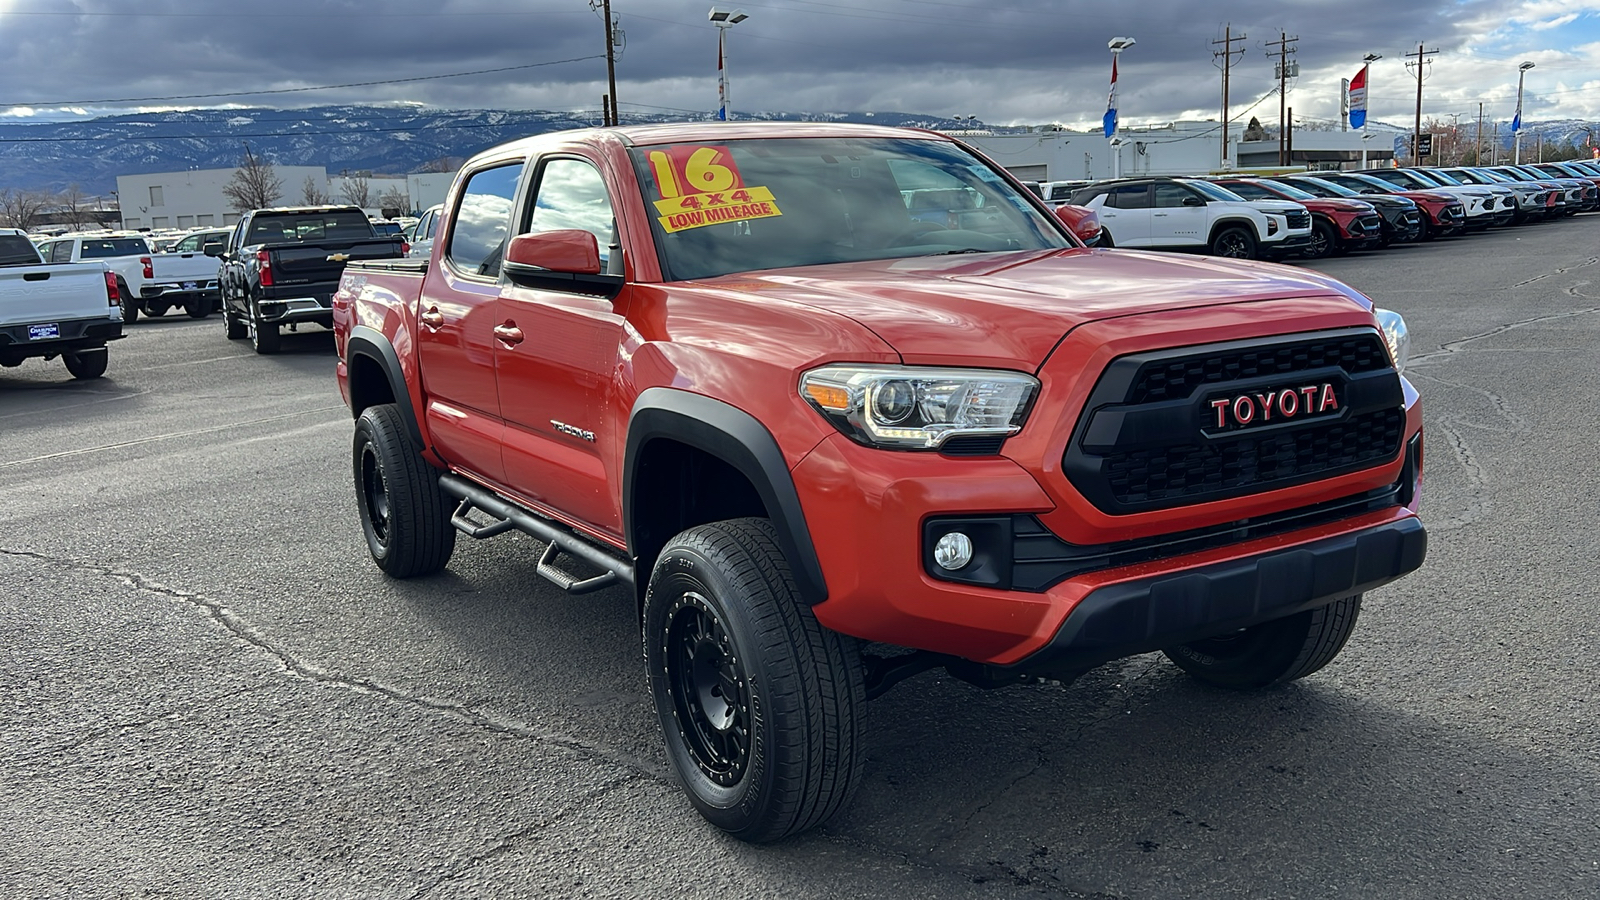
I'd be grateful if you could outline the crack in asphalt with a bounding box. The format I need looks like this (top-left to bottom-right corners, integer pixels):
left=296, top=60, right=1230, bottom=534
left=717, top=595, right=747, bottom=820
left=9, top=684, right=270, bottom=766
left=405, top=773, right=646, bottom=900
left=1422, top=420, right=1491, bottom=532
left=1408, top=301, right=1600, bottom=368
left=0, top=547, right=663, bottom=782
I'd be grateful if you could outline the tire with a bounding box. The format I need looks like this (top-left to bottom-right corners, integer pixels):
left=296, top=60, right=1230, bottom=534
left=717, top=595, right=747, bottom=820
left=1302, top=220, right=1337, bottom=260
left=1417, top=216, right=1434, bottom=242
left=352, top=404, right=455, bottom=578
left=63, top=348, right=108, bottom=380
left=248, top=296, right=280, bottom=354
left=1209, top=226, right=1257, bottom=259
left=1163, top=595, right=1362, bottom=689
left=184, top=298, right=210, bottom=318
left=644, top=518, right=866, bottom=843
left=145, top=303, right=168, bottom=318
left=1097, top=230, right=1115, bottom=248
left=119, top=282, right=139, bottom=325
left=223, top=304, right=247, bottom=340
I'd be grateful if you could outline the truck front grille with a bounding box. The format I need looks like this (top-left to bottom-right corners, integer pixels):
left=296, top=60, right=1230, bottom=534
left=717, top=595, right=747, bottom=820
left=1285, top=210, right=1311, bottom=230
left=1064, top=329, right=1406, bottom=514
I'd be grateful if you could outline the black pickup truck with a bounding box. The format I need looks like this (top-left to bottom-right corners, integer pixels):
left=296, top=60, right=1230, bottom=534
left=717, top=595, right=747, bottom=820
left=219, top=206, right=404, bottom=353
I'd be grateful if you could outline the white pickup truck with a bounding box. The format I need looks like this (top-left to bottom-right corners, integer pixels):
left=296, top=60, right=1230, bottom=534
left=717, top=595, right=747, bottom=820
left=140, top=227, right=228, bottom=318
left=34, top=233, right=155, bottom=323
left=0, top=229, right=124, bottom=379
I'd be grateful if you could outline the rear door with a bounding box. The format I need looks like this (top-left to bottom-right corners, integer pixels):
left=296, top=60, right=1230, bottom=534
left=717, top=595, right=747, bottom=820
left=493, top=154, right=629, bottom=537
left=416, top=158, right=528, bottom=484
left=1098, top=183, right=1152, bottom=246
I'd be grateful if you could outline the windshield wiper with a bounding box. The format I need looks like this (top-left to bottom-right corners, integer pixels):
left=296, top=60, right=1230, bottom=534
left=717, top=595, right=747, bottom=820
left=929, top=248, right=987, bottom=255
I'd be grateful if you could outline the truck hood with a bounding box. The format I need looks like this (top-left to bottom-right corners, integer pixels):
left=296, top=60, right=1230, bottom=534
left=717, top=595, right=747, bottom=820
left=695, top=248, right=1360, bottom=369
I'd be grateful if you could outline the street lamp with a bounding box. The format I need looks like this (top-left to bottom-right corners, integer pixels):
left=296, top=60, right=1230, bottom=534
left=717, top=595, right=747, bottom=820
left=1106, top=36, right=1135, bottom=178
left=1514, top=61, right=1535, bottom=164
left=709, top=7, right=749, bottom=121
left=1356, top=53, right=1381, bottom=168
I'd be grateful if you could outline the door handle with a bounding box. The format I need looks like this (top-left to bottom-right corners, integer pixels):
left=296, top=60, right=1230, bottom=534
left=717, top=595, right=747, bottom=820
left=419, top=307, right=444, bottom=329
left=493, top=322, right=525, bottom=346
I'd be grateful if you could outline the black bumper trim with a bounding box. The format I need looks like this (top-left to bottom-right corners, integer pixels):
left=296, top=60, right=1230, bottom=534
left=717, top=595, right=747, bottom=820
left=1012, top=516, right=1427, bottom=677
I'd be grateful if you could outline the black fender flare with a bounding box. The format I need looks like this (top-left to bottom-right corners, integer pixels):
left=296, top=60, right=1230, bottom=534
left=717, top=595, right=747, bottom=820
left=624, top=387, right=828, bottom=604
left=1207, top=217, right=1259, bottom=244
left=346, top=324, right=425, bottom=449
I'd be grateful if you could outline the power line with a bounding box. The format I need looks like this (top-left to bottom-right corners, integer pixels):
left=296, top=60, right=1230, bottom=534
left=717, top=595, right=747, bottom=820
left=0, top=55, right=604, bottom=110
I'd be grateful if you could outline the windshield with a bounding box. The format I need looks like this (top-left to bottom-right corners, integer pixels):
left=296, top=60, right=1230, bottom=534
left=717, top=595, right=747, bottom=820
left=628, top=137, right=1070, bottom=280
left=1420, top=169, right=1463, bottom=185
left=1184, top=180, right=1246, bottom=202
left=1288, top=176, right=1359, bottom=198
left=1256, top=179, right=1316, bottom=201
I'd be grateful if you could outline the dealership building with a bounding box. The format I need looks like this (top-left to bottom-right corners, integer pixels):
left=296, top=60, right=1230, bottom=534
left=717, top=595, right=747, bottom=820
left=114, top=168, right=456, bottom=231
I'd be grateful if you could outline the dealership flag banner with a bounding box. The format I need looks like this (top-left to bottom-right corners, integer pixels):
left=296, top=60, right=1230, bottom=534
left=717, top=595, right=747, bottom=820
left=1349, top=66, right=1368, bottom=129
left=1103, top=56, right=1119, bottom=139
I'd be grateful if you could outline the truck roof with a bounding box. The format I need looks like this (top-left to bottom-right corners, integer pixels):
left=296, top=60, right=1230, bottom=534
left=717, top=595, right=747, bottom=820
left=478, top=122, right=955, bottom=158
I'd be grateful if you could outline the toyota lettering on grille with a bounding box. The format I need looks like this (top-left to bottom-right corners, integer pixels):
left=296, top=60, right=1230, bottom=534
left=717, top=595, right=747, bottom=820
left=1209, top=383, right=1339, bottom=429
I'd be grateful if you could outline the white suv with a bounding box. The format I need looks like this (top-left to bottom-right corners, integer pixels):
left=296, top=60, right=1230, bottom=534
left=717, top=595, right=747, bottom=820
left=1068, top=178, right=1312, bottom=259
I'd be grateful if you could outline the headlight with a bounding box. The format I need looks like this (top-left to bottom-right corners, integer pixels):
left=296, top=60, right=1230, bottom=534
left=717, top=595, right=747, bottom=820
left=1375, top=308, right=1410, bottom=372
left=800, top=365, right=1039, bottom=450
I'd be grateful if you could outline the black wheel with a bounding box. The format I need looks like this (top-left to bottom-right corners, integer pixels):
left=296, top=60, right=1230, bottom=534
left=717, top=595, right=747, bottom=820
left=248, top=297, right=280, bottom=354
left=1302, top=220, right=1337, bottom=260
left=145, top=303, right=168, bottom=318
left=644, top=518, right=866, bottom=843
left=119, top=283, right=139, bottom=324
left=223, top=304, right=247, bottom=339
left=63, top=348, right=107, bottom=380
left=1417, top=216, right=1434, bottom=242
left=1210, top=226, right=1257, bottom=259
left=352, top=404, right=455, bottom=578
left=1163, top=595, right=1362, bottom=689
left=184, top=298, right=210, bottom=318
left=1097, top=229, right=1115, bottom=248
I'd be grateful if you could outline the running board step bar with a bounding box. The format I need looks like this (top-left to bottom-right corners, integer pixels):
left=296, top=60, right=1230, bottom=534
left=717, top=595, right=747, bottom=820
left=440, top=473, right=635, bottom=595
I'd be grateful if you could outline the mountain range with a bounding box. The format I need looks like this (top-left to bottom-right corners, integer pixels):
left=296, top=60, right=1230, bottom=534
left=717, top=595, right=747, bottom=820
left=2, top=105, right=1594, bottom=196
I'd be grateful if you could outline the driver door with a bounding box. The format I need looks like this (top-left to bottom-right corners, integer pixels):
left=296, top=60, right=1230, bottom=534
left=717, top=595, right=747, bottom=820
left=1151, top=182, right=1209, bottom=247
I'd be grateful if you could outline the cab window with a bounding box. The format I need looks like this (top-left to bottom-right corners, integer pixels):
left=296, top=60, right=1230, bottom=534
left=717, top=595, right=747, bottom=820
left=447, top=163, right=525, bottom=278
left=1153, top=183, right=1198, bottom=207
left=523, top=159, right=617, bottom=270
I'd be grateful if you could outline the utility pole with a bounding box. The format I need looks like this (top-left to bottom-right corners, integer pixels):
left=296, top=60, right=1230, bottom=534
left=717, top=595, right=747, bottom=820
left=1477, top=102, right=1485, bottom=164
left=1266, top=32, right=1299, bottom=166
left=592, top=0, right=620, bottom=125
left=1405, top=43, right=1438, bottom=166
left=1212, top=25, right=1247, bottom=168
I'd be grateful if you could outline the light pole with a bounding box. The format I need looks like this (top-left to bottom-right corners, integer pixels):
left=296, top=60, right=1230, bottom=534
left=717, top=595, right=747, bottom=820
left=709, top=7, right=749, bottom=121
left=1355, top=53, right=1380, bottom=168
left=1513, top=61, right=1534, bottom=164
left=1106, top=36, right=1135, bottom=179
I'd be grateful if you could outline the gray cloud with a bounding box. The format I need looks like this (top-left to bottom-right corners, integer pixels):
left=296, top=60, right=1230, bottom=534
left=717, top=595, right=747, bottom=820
left=0, top=0, right=1576, bottom=127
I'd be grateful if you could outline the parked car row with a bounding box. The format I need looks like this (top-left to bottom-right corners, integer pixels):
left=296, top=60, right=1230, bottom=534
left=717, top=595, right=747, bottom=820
left=1062, top=160, right=1600, bottom=261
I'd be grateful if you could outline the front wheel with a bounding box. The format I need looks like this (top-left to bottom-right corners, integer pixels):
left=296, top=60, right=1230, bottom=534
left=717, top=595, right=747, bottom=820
left=1301, top=220, right=1337, bottom=260
left=644, top=518, right=866, bottom=843
left=1210, top=226, right=1257, bottom=259
left=1163, top=595, right=1362, bottom=689
left=145, top=303, right=168, bottom=318
left=185, top=297, right=211, bottom=318
left=223, top=302, right=247, bottom=340
left=352, top=404, right=455, bottom=577
left=64, top=348, right=108, bottom=380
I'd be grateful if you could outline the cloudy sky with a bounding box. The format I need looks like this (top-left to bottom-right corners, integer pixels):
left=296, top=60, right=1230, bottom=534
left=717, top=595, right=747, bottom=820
left=1, top=0, right=1597, bottom=130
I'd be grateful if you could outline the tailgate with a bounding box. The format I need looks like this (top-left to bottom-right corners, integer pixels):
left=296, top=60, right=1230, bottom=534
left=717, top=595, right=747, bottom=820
left=269, top=239, right=404, bottom=286
left=150, top=253, right=220, bottom=283
left=0, top=265, right=109, bottom=327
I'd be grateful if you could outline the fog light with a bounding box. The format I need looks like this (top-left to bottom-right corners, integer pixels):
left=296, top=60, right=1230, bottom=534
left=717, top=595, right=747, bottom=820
left=933, top=532, right=973, bottom=570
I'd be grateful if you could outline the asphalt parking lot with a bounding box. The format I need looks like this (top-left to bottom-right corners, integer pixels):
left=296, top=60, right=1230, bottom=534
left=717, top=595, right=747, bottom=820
left=4, top=222, right=1599, bottom=900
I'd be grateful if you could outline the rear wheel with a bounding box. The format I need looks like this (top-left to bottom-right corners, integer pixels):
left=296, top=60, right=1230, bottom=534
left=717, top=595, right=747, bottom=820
left=248, top=297, right=280, bottom=354
left=352, top=403, right=455, bottom=577
left=1209, top=226, right=1257, bottom=259
left=1163, top=595, right=1362, bottom=689
left=119, top=281, right=139, bottom=324
left=644, top=518, right=866, bottom=843
left=63, top=348, right=107, bottom=380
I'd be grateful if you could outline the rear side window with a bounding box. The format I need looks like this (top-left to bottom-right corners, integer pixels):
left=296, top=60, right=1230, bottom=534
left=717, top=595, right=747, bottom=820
left=1108, top=184, right=1151, bottom=209
left=448, top=163, right=525, bottom=278
left=246, top=211, right=373, bottom=244
left=0, top=235, right=42, bottom=266
left=48, top=242, right=72, bottom=263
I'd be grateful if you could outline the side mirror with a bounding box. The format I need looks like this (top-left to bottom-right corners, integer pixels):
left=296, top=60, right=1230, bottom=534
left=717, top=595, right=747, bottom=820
left=502, top=229, right=622, bottom=297
left=1182, top=195, right=1207, bottom=206
left=1053, top=204, right=1104, bottom=246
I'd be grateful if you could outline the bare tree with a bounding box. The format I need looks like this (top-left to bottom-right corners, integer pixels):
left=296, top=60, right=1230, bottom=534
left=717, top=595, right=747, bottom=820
left=57, top=184, right=89, bottom=231
left=301, top=175, right=331, bottom=205
left=222, top=144, right=284, bottom=211
left=0, top=188, right=52, bottom=231
left=419, top=156, right=462, bottom=173
left=376, top=186, right=410, bottom=216
left=339, top=172, right=371, bottom=208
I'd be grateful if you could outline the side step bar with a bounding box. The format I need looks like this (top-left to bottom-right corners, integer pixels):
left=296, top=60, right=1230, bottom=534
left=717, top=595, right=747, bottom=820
left=439, top=473, right=635, bottom=595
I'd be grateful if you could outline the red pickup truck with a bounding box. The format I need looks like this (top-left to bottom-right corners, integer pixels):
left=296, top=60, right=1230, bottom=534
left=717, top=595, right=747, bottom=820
left=333, top=123, right=1426, bottom=842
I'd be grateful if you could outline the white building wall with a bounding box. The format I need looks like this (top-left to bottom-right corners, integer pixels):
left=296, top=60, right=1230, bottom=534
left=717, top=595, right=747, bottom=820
left=117, top=166, right=328, bottom=231
left=963, top=124, right=1226, bottom=185
left=407, top=173, right=456, bottom=212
